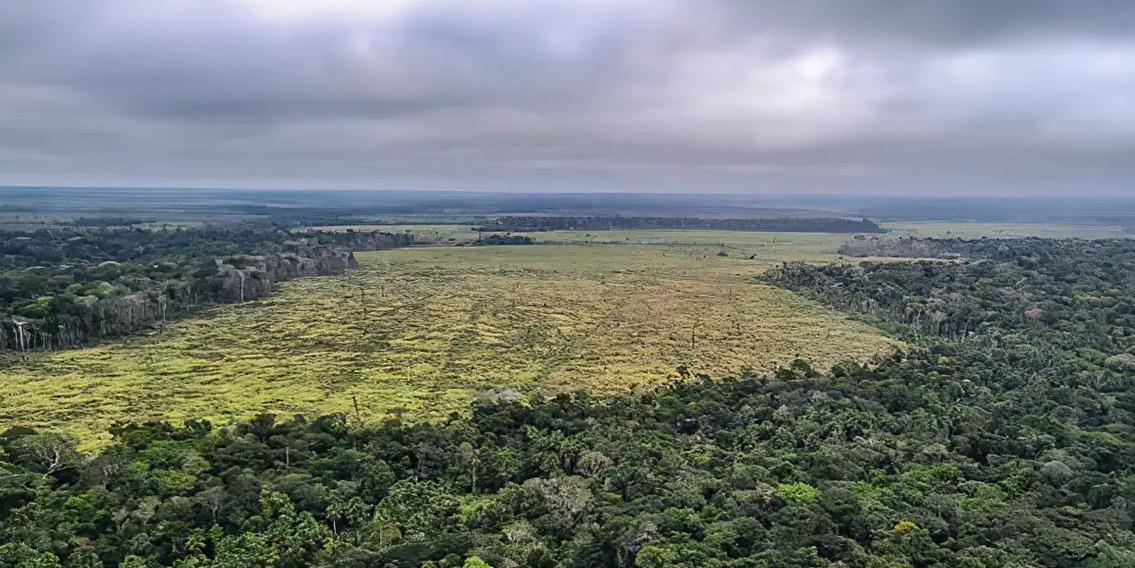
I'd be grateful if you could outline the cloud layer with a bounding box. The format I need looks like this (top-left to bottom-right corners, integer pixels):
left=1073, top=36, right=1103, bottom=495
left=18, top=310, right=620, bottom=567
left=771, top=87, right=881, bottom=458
left=1, top=0, right=1133, bottom=194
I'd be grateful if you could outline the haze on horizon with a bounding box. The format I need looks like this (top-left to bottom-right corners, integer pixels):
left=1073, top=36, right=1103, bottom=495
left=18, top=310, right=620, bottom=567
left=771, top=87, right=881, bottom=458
left=1, top=0, right=1133, bottom=196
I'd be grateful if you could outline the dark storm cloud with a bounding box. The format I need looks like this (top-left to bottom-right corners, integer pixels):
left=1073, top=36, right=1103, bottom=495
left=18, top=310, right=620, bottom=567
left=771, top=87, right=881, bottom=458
left=0, top=0, right=1133, bottom=194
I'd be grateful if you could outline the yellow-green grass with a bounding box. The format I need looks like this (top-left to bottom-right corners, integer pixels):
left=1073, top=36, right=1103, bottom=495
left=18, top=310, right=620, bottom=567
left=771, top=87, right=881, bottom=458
left=1, top=244, right=896, bottom=449
left=521, top=230, right=855, bottom=262
left=881, top=221, right=1130, bottom=240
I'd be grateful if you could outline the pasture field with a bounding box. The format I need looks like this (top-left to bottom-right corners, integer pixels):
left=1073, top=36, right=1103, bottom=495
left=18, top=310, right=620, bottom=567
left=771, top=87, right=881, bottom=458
left=0, top=242, right=896, bottom=448
left=315, top=222, right=1133, bottom=244
left=881, top=221, right=1130, bottom=239
left=312, top=224, right=858, bottom=256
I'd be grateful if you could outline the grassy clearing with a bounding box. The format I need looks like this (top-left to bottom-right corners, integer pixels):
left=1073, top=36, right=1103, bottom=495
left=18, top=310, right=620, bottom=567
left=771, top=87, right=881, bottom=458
left=310, top=224, right=857, bottom=258
left=521, top=230, right=854, bottom=262
left=1, top=243, right=896, bottom=448
left=317, top=222, right=1133, bottom=244
left=881, top=221, right=1130, bottom=239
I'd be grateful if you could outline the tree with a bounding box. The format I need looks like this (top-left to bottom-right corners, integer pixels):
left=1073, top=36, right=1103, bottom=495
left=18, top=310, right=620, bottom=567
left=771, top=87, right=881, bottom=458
left=0, top=543, right=61, bottom=568
left=2, top=431, right=80, bottom=477
left=463, top=556, right=493, bottom=568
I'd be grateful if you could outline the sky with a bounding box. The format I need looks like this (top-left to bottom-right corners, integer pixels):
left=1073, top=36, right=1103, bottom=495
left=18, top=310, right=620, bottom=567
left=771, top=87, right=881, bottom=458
left=1, top=0, right=1133, bottom=196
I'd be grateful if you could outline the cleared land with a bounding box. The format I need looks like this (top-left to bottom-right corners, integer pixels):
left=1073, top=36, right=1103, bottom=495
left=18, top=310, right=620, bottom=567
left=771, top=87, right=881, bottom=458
left=0, top=241, right=895, bottom=448
left=314, top=222, right=1133, bottom=243
left=311, top=224, right=857, bottom=255
left=881, top=221, right=1130, bottom=239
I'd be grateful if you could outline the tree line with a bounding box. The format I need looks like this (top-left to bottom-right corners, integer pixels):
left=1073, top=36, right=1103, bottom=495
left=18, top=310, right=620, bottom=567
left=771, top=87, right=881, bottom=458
left=769, top=237, right=1135, bottom=353
left=0, top=227, right=413, bottom=351
left=469, top=234, right=534, bottom=246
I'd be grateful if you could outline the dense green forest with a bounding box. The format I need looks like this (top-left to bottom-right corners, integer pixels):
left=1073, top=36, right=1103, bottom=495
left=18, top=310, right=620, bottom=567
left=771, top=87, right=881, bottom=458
left=805, top=237, right=1135, bottom=351
left=2, top=237, right=1132, bottom=567
left=0, top=228, right=412, bottom=350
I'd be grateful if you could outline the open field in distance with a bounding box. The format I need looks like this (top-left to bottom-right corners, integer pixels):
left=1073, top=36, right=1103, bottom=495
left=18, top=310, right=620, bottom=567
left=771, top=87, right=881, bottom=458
left=880, top=221, right=1131, bottom=239
left=311, top=225, right=857, bottom=256
left=0, top=242, right=896, bottom=448
left=313, top=220, right=1133, bottom=246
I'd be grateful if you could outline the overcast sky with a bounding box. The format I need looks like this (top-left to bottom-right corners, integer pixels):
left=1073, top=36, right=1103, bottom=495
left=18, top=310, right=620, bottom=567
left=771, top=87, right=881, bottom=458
left=1, top=0, right=1133, bottom=195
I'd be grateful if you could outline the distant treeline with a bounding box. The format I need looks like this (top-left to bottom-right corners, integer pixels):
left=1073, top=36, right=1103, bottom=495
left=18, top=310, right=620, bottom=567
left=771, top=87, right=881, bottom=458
left=837, top=235, right=1040, bottom=259
left=469, top=234, right=534, bottom=246
left=0, top=227, right=412, bottom=351
left=68, top=217, right=157, bottom=227
left=476, top=216, right=884, bottom=233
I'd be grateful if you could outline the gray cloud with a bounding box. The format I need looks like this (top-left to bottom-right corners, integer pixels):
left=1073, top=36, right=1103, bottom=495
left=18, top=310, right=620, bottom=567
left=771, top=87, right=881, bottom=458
left=0, top=0, right=1133, bottom=195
